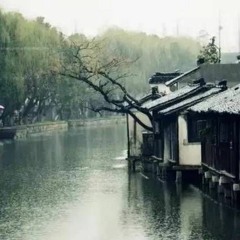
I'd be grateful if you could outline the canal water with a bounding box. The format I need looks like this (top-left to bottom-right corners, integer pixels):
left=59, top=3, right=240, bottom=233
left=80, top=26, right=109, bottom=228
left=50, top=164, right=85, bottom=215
left=0, top=125, right=240, bottom=240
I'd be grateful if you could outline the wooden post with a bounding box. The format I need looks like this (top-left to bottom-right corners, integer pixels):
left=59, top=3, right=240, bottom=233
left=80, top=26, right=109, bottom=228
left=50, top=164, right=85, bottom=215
left=126, top=114, right=130, bottom=158
left=128, top=159, right=136, bottom=172
left=132, top=160, right=136, bottom=172
left=224, top=185, right=232, bottom=199
left=175, top=171, right=182, bottom=183
left=152, top=162, right=155, bottom=174
left=156, top=164, right=160, bottom=176
left=219, top=176, right=231, bottom=198
left=218, top=183, right=224, bottom=194
left=203, top=171, right=211, bottom=185
left=209, top=175, right=219, bottom=189
left=233, top=183, right=240, bottom=201
left=162, top=167, right=167, bottom=180
left=128, top=159, right=131, bottom=171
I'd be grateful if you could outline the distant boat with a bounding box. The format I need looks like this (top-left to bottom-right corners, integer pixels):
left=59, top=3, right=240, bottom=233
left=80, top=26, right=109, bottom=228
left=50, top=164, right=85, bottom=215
left=0, top=127, right=16, bottom=140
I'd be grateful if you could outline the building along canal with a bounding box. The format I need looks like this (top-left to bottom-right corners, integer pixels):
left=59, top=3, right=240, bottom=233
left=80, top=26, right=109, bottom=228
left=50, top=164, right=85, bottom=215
left=0, top=124, right=240, bottom=240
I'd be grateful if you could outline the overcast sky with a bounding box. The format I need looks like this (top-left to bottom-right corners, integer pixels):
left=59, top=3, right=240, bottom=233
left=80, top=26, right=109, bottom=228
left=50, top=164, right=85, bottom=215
left=1, top=0, right=240, bottom=52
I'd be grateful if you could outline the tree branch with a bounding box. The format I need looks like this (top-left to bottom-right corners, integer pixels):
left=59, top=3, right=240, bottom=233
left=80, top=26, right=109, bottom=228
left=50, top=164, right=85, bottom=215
left=59, top=39, right=155, bottom=132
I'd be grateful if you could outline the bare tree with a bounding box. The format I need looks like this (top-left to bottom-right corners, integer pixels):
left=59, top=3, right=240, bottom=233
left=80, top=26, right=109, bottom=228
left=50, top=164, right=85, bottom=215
left=59, top=39, right=154, bottom=131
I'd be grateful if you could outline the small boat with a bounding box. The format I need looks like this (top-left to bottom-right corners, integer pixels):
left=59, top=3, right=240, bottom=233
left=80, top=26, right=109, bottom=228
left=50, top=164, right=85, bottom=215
left=0, top=127, right=17, bottom=140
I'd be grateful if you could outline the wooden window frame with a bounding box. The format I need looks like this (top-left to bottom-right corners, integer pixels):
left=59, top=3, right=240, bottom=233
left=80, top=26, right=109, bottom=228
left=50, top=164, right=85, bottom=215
left=188, top=116, right=207, bottom=143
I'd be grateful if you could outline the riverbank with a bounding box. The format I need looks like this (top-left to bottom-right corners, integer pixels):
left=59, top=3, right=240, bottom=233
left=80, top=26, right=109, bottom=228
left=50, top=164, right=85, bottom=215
left=15, top=121, right=68, bottom=139
left=68, top=116, right=126, bottom=128
left=0, top=116, right=126, bottom=140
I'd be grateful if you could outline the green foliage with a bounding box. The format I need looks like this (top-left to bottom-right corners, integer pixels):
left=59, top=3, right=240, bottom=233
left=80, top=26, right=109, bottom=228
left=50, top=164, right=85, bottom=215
left=98, top=28, right=201, bottom=95
left=197, top=36, right=220, bottom=64
left=0, top=10, right=64, bottom=124
left=0, top=8, right=201, bottom=125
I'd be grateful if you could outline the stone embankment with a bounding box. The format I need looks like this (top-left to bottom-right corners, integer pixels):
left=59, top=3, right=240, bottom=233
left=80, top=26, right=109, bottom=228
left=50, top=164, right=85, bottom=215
left=15, top=121, right=68, bottom=139
left=13, top=116, right=126, bottom=139
left=68, top=116, right=126, bottom=128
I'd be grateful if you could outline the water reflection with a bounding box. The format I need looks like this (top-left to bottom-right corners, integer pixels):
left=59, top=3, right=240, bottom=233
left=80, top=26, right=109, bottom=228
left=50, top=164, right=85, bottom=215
left=125, top=173, right=240, bottom=240
left=0, top=125, right=240, bottom=239
left=125, top=175, right=203, bottom=239
left=201, top=193, right=240, bottom=239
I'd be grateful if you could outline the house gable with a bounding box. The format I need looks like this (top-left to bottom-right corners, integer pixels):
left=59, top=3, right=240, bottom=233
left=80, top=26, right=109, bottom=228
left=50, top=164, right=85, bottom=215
left=149, top=72, right=181, bottom=84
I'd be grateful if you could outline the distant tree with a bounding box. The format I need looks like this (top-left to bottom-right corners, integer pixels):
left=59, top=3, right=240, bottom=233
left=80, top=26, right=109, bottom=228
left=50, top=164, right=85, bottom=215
left=99, top=28, right=200, bottom=94
left=0, top=7, right=202, bottom=126
left=197, top=36, right=220, bottom=64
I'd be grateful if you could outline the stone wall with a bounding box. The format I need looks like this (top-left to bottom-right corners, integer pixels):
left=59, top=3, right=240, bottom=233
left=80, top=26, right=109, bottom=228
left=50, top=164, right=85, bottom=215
left=15, top=121, right=68, bottom=139
left=68, top=116, right=126, bottom=128
left=14, top=117, right=126, bottom=139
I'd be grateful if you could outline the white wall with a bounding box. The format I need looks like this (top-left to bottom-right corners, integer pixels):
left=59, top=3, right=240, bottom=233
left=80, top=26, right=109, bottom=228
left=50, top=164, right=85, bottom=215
left=150, top=83, right=171, bottom=94
left=178, top=115, right=201, bottom=166
left=128, top=111, right=151, bottom=157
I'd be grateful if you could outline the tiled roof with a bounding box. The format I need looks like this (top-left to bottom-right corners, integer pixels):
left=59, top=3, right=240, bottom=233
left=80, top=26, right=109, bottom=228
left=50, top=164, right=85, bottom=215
left=189, top=84, right=240, bottom=114
left=126, top=92, right=161, bottom=111
left=159, top=87, right=223, bottom=115
left=138, top=93, right=161, bottom=104
left=149, top=72, right=181, bottom=84
left=143, top=84, right=201, bottom=110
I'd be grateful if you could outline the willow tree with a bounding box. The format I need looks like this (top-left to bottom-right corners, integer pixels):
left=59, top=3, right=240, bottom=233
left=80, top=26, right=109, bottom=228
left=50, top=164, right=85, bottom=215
left=60, top=38, right=154, bottom=131
left=18, top=17, right=62, bottom=122
left=0, top=11, right=26, bottom=125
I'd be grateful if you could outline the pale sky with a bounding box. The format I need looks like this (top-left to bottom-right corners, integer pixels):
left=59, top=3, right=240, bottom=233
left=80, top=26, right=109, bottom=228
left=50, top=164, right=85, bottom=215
left=1, top=0, right=240, bottom=52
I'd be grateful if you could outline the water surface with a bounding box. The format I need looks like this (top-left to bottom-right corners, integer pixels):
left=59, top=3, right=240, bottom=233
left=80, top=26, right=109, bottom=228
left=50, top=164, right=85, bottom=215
left=0, top=125, right=240, bottom=240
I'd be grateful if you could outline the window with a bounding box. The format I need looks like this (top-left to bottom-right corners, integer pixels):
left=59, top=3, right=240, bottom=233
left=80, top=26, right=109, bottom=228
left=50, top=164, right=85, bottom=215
left=219, top=121, right=229, bottom=143
left=188, top=117, right=206, bottom=142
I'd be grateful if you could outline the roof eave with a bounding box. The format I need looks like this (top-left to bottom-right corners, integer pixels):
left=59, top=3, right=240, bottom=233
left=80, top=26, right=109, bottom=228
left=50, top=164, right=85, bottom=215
left=165, top=66, right=200, bottom=87
left=159, top=91, right=222, bottom=116
left=148, top=85, right=203, bottom=111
